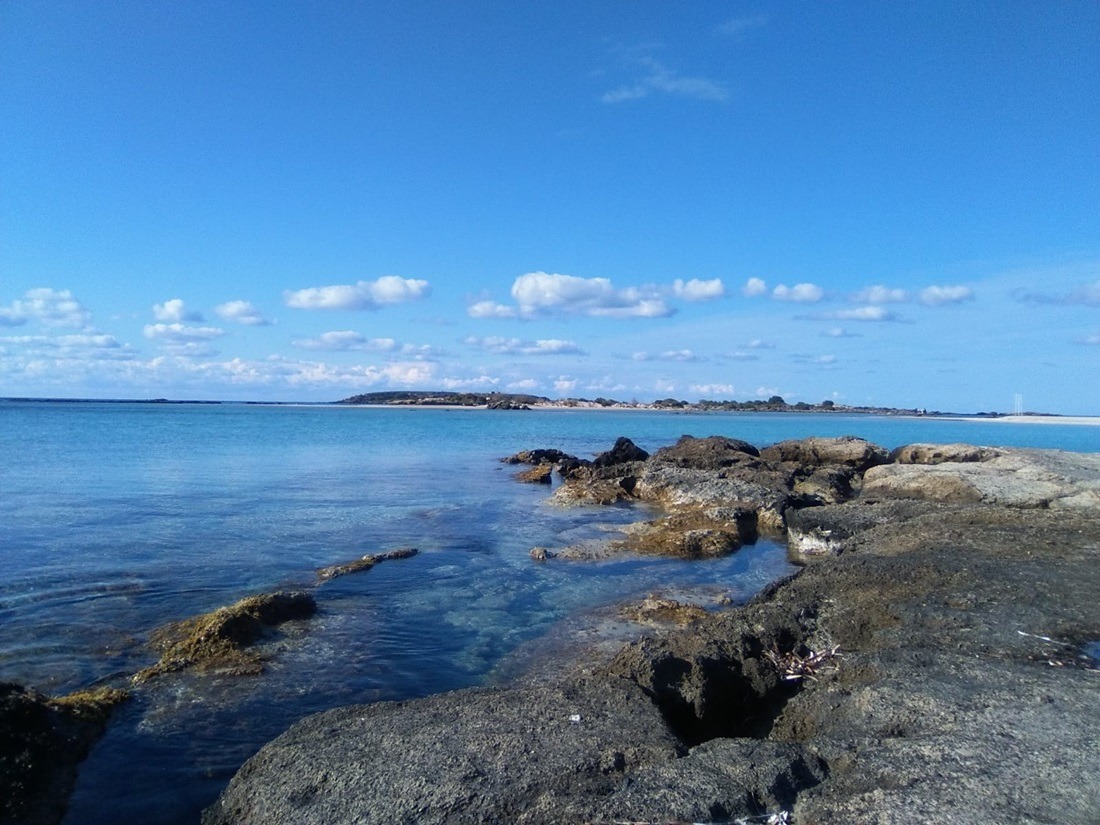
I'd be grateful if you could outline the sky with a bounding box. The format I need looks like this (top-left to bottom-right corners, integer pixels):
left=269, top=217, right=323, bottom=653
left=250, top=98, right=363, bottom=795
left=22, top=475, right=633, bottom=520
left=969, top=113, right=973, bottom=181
left=2, top=1, right=1098, bottom=413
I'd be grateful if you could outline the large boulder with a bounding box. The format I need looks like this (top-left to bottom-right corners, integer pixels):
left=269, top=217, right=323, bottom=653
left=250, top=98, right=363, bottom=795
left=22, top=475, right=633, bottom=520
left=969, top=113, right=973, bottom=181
left=592, top=436, right=650, bottom=468
left=203, top=678, right=683, bottom=825
left=890, top=442, right=1001, bottom=464
left=648, top=435, right=760, bottom=469
left=863, top=447, right=1100, bottom=510
left=760, top=436, right=890, bottom=472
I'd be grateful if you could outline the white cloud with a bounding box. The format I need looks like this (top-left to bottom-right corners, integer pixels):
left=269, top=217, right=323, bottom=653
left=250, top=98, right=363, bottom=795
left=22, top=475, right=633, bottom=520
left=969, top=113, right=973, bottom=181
left=553, top=377, right=578, bottom=393
left=507, top=378, right=541, bottom=390
left=715, top=15, right=767, bottom=37
left=467, top=300, right=517, bottom=319
left=143, top=323, right=226, bottom=342
left=854, top=285, right=909, bottom=304
left=824, top=306, right=897, bottom=322
left=440, top=374, right=499, bottom=390
left=0, top=288, right=91, bottom=328
left=602, top=56, right=728, bottom=104
left=633, top=349, right=699, bottom=362
left=153, top=298, right=204, bottom=323
left=284, top=276, right=431, bottom=310
left=742, top=277, right=767, bottom=297
left=773, top=283, right=824, bottom=303
left=754, top=386, right=780, bottom=397
left=691, top=383, right=735, bottom=396
left=215, top=300, right=270, bottom=326
left=464, top=335, right=584, bottom=356
left=1, top=333, right=134, bottom=360
left=919, top=285, right=974, bottom=306
left=292, top=331, right=439, bottom=357
left=673, top=278, right=725, bottom=301
left=814, top=355, right=837, bottom=365
left=746, top=339, right=775, bottom=349
left=509, top=272, right=673, bottom=319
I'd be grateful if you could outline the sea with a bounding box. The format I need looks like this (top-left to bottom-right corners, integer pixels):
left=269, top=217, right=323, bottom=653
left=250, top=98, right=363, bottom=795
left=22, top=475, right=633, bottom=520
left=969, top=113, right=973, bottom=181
left=1, top=400, right=1096, bottom=824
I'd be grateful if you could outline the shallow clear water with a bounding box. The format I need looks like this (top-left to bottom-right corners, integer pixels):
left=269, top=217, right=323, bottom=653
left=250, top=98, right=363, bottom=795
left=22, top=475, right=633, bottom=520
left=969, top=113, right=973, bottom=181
left=0, top=401, right=1095, bottom=824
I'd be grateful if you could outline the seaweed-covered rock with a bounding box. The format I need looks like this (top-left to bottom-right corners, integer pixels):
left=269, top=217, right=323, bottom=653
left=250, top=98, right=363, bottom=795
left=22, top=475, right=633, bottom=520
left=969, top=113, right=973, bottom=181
left=1, top=683, right=129, bottom=825
left=514, top=464, right=553, bottom=484
left=133, top=591, right=316, bottom=683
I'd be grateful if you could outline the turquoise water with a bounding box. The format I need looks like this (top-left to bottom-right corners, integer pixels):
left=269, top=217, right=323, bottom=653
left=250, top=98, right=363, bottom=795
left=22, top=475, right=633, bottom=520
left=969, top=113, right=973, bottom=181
left=1, top=401, right=1096, bottom=823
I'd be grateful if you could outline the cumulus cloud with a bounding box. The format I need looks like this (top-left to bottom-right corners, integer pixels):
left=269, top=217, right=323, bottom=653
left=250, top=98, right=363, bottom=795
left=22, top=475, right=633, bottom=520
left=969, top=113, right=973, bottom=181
left=672, top=278, right=725, bottom=301
left=467, top=300, right=517, bottom=319
left=919, top=285, right=974, bottom=306
left=745, top=339, right=775, bottom=349
left=464, top=336, right=585, bottom=356
left=823, top=327, right=859, bottom=338
left=0, top=288, right=91, bottom=328
left=441, top=375, right=499, bottom=390
left=854, top=285, right=909, bottom=304
left=284, top=276, right=431, bottom=310
left=690, top=383, right=735, bottom=396
left=553, top=377, right=578, bottom=393
left=143, top=323, right=226, bottom=342
left=719, top=351, right=759, bottom=361
left=508, top=272, right=673, bottom=319
left=215, top=300, right=270, bottom=326
left=153, top=298, right=204, bottom=323
left=773, top=283, right=824, bottom=303
left=742, top=278, right=767, bottom=297
left=507, top=378, right=541, bottom=390
left=602, top=56, right=728, bottom=104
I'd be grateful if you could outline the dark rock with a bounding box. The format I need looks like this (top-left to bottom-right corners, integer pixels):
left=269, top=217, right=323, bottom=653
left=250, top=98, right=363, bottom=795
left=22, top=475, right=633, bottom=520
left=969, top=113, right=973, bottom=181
left=592, top=437, right=649, bottom=468
left=1, top=683, right=129, bottom=825
left=203, top=679, right=683, bottom=825
left=133, top=591, right=317, bottom=683
left=501, top=449, right=577, bottom=466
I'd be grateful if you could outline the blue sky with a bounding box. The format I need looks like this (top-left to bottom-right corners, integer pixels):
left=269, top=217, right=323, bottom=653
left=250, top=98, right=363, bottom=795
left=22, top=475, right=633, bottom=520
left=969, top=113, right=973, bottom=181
left=2, top=1, right=1098, bottom=413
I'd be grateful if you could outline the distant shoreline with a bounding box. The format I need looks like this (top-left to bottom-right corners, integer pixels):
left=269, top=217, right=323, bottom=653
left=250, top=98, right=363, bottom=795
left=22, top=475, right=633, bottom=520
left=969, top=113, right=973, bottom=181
left=5, top=395, right=1098, bottom=424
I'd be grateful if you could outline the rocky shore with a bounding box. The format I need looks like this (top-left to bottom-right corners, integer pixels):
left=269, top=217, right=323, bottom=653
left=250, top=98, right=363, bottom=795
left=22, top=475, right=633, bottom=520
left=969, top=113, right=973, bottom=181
left=204, top=436, right=1100, bottom=824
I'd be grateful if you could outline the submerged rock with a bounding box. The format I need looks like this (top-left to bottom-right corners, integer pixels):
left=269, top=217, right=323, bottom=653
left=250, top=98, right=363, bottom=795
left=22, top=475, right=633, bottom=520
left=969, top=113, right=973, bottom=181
left=133, top=591, right=316, bottom=683
left=316, top=547, right=419, bottom=581
left=514, top=464, right=553, bottom=484
left=1, top=683, right=129, bottom=825
left=619, top=596, right=709, bottom=626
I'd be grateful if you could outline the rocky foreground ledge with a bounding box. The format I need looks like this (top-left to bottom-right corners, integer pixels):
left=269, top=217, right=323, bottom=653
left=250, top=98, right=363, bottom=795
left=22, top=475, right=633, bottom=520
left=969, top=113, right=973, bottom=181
left=205, top=437, right=1100, bottom=824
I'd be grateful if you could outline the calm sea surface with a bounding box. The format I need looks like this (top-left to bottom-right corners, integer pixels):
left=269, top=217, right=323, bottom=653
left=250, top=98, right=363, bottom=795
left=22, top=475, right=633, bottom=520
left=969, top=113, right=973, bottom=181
left=1, top=401, right=1096, bottom=823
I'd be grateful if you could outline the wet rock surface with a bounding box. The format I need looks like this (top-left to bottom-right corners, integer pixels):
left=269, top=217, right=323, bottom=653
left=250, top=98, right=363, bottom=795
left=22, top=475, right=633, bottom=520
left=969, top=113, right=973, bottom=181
left=316, top=547, right=419, bottom=581
left=209, top=439, right=1100, bottom=823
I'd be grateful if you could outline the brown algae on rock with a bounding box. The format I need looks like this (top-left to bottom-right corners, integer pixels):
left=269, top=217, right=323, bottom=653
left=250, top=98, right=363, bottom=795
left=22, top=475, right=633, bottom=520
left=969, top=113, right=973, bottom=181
left=133, top=591, right=316, bottom=683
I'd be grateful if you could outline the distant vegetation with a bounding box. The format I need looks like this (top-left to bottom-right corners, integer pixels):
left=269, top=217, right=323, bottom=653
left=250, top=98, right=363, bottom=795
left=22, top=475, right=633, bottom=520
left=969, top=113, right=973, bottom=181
left=337, top=391, right=939, bottom=416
